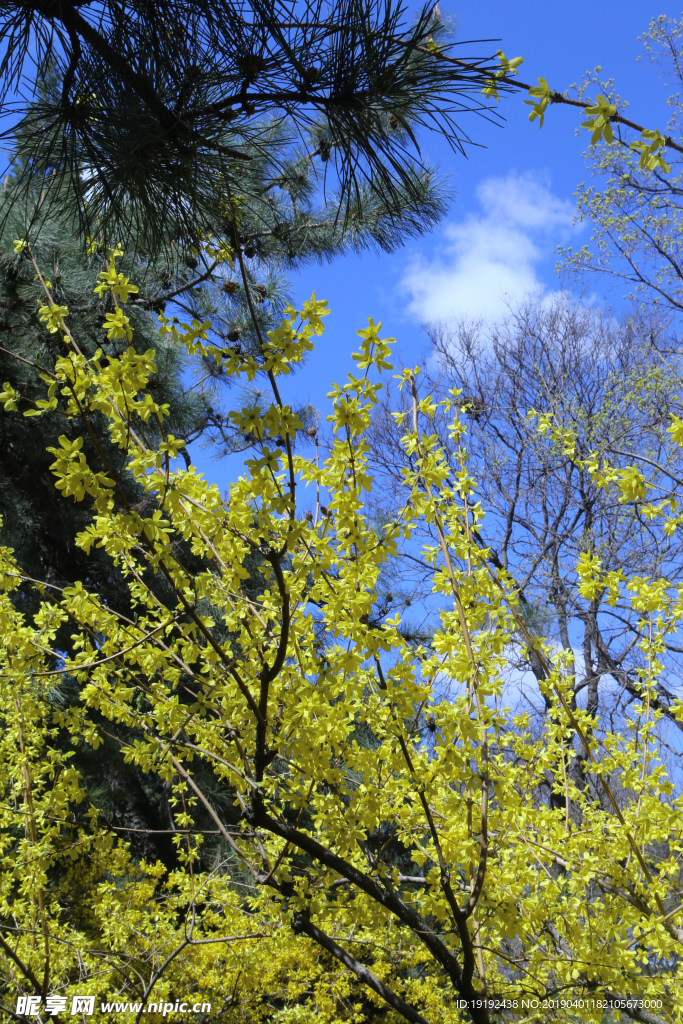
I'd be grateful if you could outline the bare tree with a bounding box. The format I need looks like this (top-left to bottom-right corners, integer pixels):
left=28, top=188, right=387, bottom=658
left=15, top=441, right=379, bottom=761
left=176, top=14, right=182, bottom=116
left=368, top=296, right=683, bottom=745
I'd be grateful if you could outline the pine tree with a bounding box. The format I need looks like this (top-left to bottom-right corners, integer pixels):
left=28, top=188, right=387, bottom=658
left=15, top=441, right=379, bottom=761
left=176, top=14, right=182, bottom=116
left=0, top=194, right=209, bottom=600
left=0, top=0, right=501, bottom=250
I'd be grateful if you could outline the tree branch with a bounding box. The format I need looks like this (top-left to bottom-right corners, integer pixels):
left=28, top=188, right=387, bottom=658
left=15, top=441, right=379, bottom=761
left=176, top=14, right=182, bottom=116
left=291, top=911, right=432, bottom=1024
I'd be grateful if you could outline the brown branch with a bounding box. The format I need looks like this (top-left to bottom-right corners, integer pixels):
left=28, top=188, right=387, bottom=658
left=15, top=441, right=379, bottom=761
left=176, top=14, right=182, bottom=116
left=253, top=551, right=291, bottom=805
left=424, top=46, right=683, bottom=159
left=169, top=756, right=257, bottom=879
left=132, top=261, right=219, bottom=309
left=0, top=930, right=42, bottom=993
left=249, top=808, right=478, bottom=1010
left=231, top=220, right=297, bottom=519
left=291, top=912, right=432, bottom=1024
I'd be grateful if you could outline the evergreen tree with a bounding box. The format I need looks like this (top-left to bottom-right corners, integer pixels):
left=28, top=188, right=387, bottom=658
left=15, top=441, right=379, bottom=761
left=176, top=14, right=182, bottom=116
left=0, top=0, right=501, bottom=249
left=0, top=200, right=208, bottom=605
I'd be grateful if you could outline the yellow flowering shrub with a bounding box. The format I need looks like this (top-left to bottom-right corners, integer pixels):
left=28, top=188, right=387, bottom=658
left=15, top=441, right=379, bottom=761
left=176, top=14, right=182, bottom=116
left=0, top=247, right=681, bottom=1023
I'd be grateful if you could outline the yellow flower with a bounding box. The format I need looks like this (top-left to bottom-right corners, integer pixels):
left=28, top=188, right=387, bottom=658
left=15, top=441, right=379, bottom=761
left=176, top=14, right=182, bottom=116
left=102, top=308, right=133, bottom=341
left=38, top=302, right=69, bottom=334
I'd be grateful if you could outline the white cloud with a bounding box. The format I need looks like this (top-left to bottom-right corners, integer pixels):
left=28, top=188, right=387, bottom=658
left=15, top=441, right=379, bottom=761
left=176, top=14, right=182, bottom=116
left=400, top=171, right=579, bottom=323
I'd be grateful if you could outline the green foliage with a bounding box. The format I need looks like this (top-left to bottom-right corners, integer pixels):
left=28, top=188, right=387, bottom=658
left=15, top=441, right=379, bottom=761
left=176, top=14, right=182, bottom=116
left=481, top=50, right=524, bottom=102
left=475, top=21, right=681, bottom=175
left=580, top=95, right=617, bottom=145
left=4, top=12, right=683, bottom=1023
left=524, top=78, right=551, bottom=127
left=0, top=56, right=470, bottom=879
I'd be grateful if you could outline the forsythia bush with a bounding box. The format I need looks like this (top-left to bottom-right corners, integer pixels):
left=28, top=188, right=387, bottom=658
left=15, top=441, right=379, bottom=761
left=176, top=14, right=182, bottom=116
left=0, top=245, right=681, bottom=1024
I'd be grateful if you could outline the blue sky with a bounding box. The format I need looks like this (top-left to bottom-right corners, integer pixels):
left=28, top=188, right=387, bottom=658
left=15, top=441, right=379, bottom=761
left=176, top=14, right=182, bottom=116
left=193, top=0, right=683, bottom=480
left=2, top=3, right=677, bottom=478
